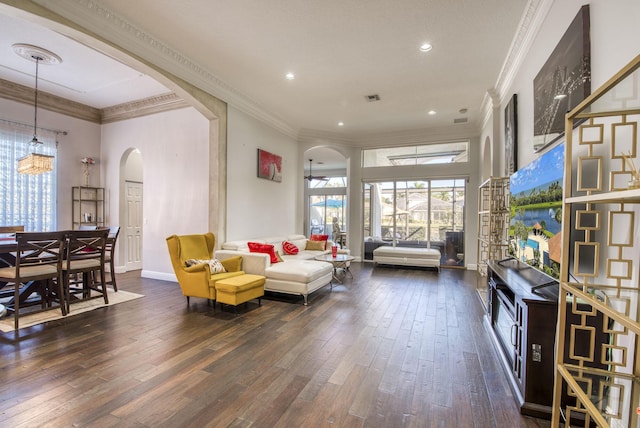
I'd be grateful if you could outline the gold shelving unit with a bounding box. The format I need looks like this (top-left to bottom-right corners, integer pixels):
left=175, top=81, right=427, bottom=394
left=476, top=176, right=510, bottom=309
left=551, top=54, right=640, bottom=428
left=72, top=186, right=105, bottom=229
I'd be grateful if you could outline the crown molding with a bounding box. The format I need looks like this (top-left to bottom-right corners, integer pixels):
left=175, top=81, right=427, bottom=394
left=33, top=0, right=298, bottom=138
left=480, top=0, right=554, bottom=130
left=0, top=77, right=191, bottom=124
left=299, top=122, right=479, bottom=148
left=101, top=93, right=190, bottom=123
left=0, top=77, right=101, bottom=123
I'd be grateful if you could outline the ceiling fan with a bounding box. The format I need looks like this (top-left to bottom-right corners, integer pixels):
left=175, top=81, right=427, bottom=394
left=304, top=159, right=328, bottom=181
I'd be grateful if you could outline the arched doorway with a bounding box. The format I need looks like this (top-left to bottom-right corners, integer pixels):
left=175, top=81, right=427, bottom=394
left=303, top=147, right=348, bottom=245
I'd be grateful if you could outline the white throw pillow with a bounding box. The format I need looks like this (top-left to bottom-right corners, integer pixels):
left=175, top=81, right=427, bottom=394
left=185, top=258, right=227, bottom=274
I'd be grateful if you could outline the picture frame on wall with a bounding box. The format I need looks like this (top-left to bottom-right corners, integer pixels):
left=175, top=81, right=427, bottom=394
left=533, top=4, right=590, bottom=152
left=505, top=94, right=518, bottom=176
left=257, top=149, right=282, bottom=182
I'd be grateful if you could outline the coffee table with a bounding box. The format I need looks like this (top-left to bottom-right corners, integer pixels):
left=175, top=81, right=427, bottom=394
left=314, top=254, right=355, bottom=283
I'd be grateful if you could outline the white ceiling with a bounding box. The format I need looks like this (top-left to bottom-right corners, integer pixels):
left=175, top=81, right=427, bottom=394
left=0, top=0, right=529, bottom=167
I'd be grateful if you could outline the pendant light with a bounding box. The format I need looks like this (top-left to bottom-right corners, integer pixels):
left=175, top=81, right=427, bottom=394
left=13, top=44, right=61, bottom=175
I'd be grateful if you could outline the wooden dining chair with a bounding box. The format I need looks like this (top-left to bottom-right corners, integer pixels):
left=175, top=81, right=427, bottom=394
left=63, top=228, right=109, bottom=313
left=77, top=225, right=98, bottom=231
left=0, top=225, right=25, bottom=233
left=104, top=226, right=120, bottom=292
left=0, top=231, right=66, bottom=330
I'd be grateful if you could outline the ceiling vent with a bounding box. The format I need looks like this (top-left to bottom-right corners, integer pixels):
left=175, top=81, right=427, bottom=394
left=365, top=94, right=380, bottom=102
left=453, top=117, right=468, bottom=124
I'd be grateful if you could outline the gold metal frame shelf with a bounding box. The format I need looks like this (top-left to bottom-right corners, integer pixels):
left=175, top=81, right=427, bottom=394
left=552, top=54, right=640, bottom=428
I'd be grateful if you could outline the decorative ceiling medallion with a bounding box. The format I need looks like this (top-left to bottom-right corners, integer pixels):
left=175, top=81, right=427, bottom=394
left=12, top=43, right=63, bottom=65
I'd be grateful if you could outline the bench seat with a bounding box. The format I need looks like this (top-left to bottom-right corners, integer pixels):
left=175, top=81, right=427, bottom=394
left=373, top=246, right=440, bottom=270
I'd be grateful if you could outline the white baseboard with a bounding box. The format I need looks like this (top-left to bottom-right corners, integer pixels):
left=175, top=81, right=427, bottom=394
left=141, top=270, right=177, bottom=282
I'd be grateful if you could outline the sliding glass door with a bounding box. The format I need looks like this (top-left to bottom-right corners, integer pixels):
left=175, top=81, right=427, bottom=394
left=309, top=194, right=346, bottom=241
left=363, top=178, right=466, bottom=267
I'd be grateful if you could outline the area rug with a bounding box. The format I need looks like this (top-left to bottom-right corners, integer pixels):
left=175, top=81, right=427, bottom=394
left=0, top=289, right=144, bottom=332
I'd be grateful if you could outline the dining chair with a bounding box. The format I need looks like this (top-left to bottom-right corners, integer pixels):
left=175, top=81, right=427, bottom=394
left=104, top=226, right=120, bottom=292
left=77, top=225, right=98, bottom=231
left=0, top=225, right=25, bottom=233
left=63, top=228, right=109, bottom=312
left=0, top=231, right=66, bottom=330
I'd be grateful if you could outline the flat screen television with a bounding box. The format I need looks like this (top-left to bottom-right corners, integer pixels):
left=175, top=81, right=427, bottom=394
left=509, top=142, right=565, bottom=279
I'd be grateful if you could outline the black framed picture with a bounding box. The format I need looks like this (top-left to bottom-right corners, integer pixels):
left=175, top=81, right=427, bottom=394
left=533, top=5, right=591, bottom=152
left=505, top=94, right=518, bottom=176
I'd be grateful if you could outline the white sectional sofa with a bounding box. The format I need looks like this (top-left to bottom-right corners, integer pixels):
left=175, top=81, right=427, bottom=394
left=215, top=234, right=343, bottom=305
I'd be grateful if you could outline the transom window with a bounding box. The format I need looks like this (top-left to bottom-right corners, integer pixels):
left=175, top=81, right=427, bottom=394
left=307, top=176, right=347, bottom=189
left=362, top=141, right=469, bottom=167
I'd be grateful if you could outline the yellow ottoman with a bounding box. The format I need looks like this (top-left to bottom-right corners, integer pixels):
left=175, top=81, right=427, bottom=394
left=215, top=274, right=266, bottom=311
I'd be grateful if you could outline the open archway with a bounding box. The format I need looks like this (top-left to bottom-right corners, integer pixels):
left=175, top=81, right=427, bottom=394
left=303, top=147, right=349, bottom=246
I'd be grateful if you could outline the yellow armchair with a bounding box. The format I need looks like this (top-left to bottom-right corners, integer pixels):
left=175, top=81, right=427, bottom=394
left=166, top=232, right=244, bottom=305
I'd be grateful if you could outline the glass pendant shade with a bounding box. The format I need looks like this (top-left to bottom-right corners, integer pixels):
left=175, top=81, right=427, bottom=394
left=17, top=152, right=54, bottom=174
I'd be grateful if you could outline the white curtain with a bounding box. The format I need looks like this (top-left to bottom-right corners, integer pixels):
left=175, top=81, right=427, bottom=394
left=0, top=121, right=57, bottom=231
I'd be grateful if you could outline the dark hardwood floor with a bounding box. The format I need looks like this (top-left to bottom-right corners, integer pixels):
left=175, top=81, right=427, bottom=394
left=0, top=263, right=551, bottom=427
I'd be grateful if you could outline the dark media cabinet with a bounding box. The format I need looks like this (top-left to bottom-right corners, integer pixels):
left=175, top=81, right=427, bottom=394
left=486, top=259, right=609, bottom=421
left=486, top=259, right=558, bottom=418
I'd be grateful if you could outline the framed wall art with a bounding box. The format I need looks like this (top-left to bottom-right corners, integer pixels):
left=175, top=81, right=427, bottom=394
left=505, top=94, right=518, bottom=176
left=257, top=149, right=282, bottom=182
left=533, top=4, right=590, bottom=152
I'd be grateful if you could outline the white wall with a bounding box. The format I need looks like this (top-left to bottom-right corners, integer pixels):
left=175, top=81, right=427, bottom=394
left=0, top=97, right=101, bottom=230
left=101, top=107, right=210, bottom=279
left=499, top=0, right=640, bottom=171
left=226, top=106, right=300, bottom=240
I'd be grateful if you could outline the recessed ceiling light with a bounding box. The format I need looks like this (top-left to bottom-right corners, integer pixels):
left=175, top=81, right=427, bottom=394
left=419, top=43, right=432, bottom=52
left=338, top=122, right=344, bottom=127
left=285, top=72, right=295, bottom=80
left=428, top=110, right=437, bottom=115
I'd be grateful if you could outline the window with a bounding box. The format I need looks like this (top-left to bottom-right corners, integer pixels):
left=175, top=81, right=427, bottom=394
left=307, top=176, right=347, bottom=189
left=307, top=176, right=347, bottom=240
left=363, top=178, right=466, bottom=267
left=0, top=122, right=57, bottom=231
left=362, top=141, right=469, bottom=167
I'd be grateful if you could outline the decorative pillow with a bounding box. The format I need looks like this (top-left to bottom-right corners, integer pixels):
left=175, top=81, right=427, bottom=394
left=282, top=241, right=299, bottom=255
left=310, top=234, right=329, bottom=249
left=305, top=240, right=325, bottom=251
left=185, top=258, right=227, bottom=274
left=247, top=241, right=279, bottom=263
left=275, top=250, right=284, bottom=262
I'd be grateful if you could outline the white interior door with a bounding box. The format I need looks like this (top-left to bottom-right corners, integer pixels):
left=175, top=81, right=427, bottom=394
left=125, top=181, right=143, bottom=270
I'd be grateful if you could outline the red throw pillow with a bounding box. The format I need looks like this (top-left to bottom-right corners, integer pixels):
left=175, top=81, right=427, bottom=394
left=282, top=241, right=299, bottom=255
left=247, top=242, right=279, bottom=263
left=310, top=234, right=329, bottom=250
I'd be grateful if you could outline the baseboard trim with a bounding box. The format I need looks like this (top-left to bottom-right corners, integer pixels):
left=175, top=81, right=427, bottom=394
left=142, top=270, right=177, bottom=282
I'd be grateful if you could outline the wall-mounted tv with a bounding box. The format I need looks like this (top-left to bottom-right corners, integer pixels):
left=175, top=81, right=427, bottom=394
left=509, top=143, right=565, bottom=279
